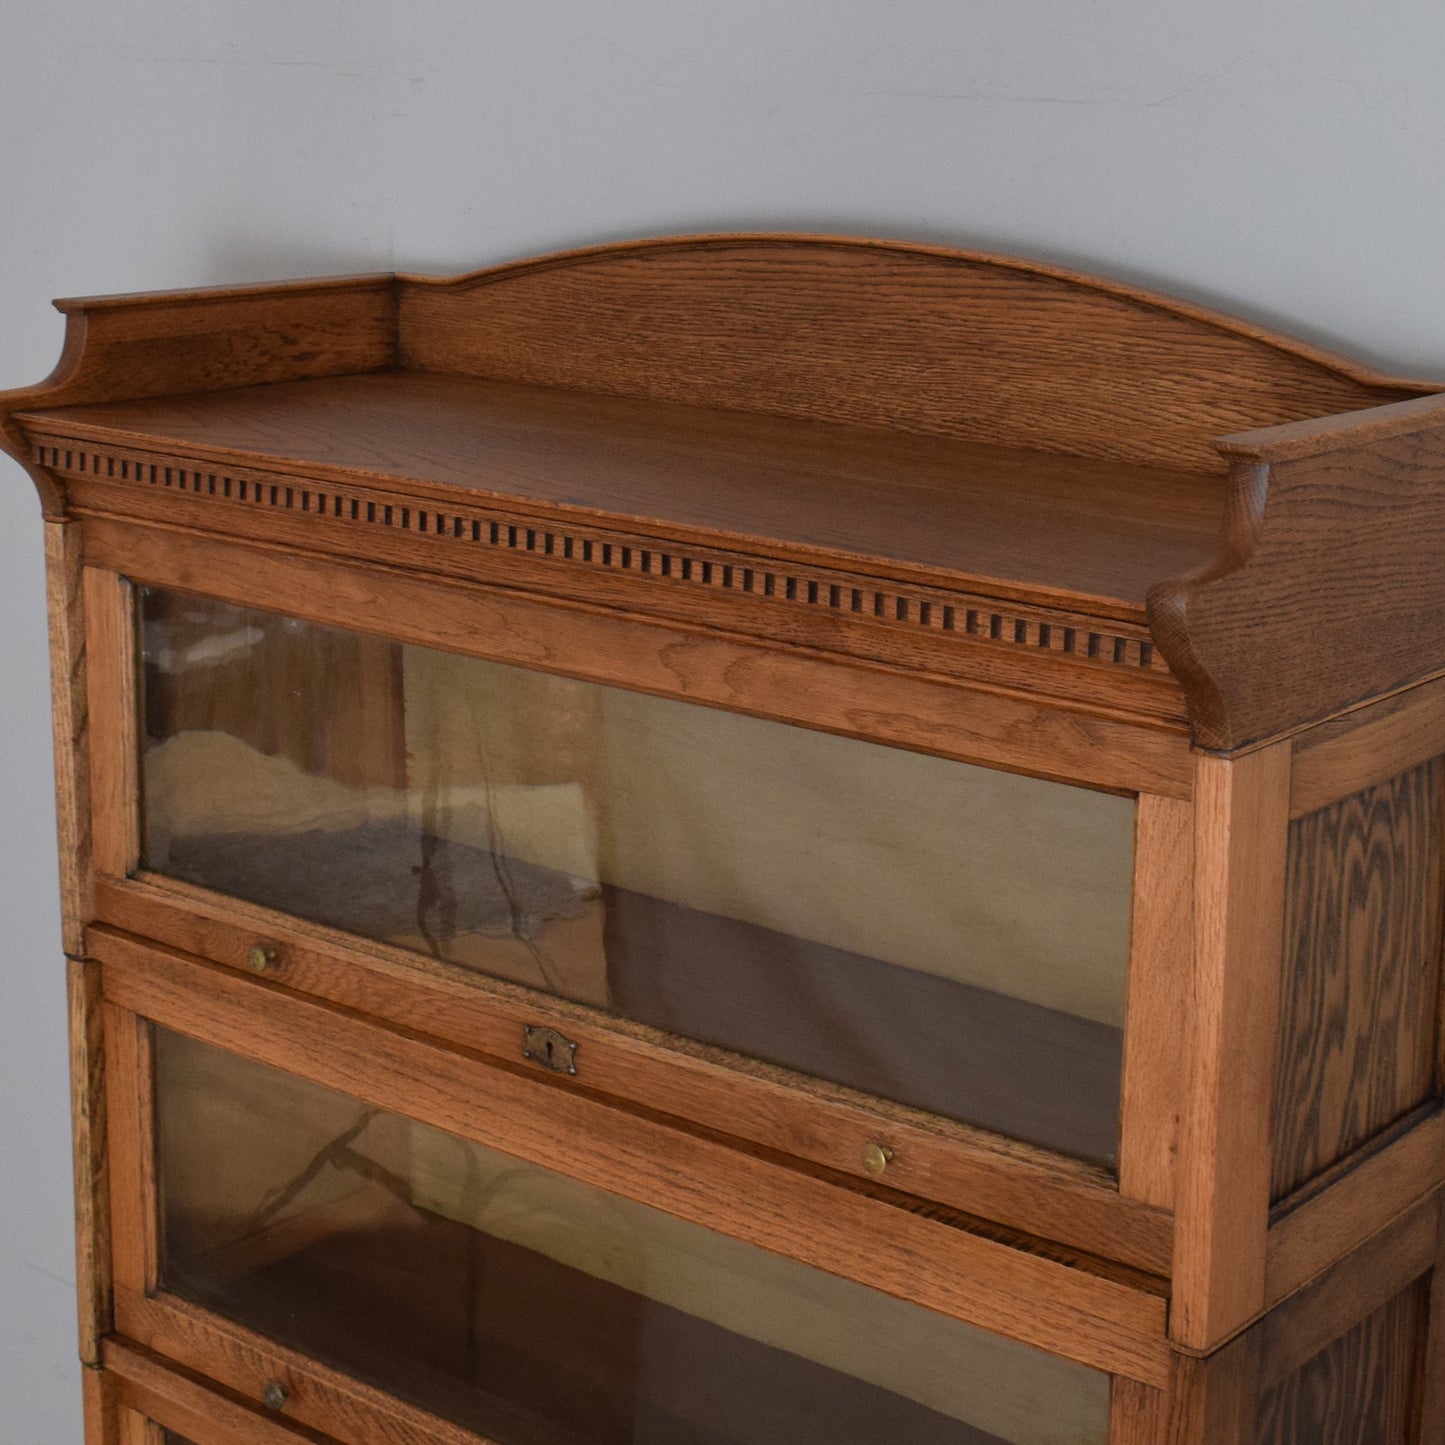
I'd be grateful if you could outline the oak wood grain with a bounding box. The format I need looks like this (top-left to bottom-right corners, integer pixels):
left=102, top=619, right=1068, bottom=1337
left=0, top=275, right=395, bottom=517
left=79, top=514, right=1195, bottom=798
left=18, top=237, right=1445, bottom=1438
left=117, top=1404, right=164, bottom=1445
left=83, top=1361, right=114, bottom=1445
left=61, top=465, right=1188, bottom=726
left=1256, top=1279, right=1427, bottom=1445
left=1172, top=745, right=1291, bottom=1350
left=395, top=236, right=1425, bottom=474
left=1157, top=1342, right=1262, bottom=1445
left=69, top=958, right=111, bottom=1365
left=1291, top=674, right=1445, bottom=818
left=99, top=936, right=1172, bottom=1383
left=107, top=1339, right=414, bottom=1444
left=1272, top=761, right=1444, bottom=1199
left=1108, top=1377, right=1168, bottom=1444
left=1417, top=1202, right=1445, bottom=1445
left=1119, top=794, right=1194, bottom=1212
left=1151, top=409, right=1445, bottom=751
left=26, top=371, right=1228, bottom=615
left=103, top=1003, right=158, bottom=1298
left=89, top=877, right=1174, bottom=1276
left=1266, top=1105, right=1445, bottom=1309
left=83, top=568, right=139, bottom=880
left=112, top=1295, right=534, bottom=1445
left=1256, top=1193, right=1436, bottom=1392
left=45, top=520, right=92, bottom=951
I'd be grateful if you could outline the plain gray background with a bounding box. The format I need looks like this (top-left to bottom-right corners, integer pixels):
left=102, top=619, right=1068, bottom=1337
left=3, top=3, right=1445, bottom=1437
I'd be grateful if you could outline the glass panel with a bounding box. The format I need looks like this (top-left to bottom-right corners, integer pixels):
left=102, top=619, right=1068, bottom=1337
left=155, top=1029, right=1110, bottom=1445
left=140, top=589, right=1134, bottom=1161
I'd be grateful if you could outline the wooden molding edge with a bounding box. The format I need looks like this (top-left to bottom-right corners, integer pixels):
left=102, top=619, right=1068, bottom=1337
left=0, top=275, right=398, bottom=518
left=1265, top=1106, right=1445, bottom=1309
left=1149, top=411, right=1445, bottom=752
left=37, top=436, right=1179, bottom=693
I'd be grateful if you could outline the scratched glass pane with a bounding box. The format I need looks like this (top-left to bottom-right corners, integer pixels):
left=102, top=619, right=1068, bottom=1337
left=139, top=588, right=1133, bottom=1163
left=154, top=1029, right=1110, bottom=1445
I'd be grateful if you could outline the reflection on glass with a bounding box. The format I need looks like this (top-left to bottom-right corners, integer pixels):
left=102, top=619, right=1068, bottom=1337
left=155, top=1030, right=1109, bottom=1445
left=140, top=590, right=1134, bottom=1161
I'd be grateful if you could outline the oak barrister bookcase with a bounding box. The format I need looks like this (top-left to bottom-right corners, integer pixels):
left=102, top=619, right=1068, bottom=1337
left=6, top=235, right=1445, bottom=1444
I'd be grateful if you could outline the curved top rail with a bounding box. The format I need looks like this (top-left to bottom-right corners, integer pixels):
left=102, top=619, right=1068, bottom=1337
left=395, top=233, right=1437, bottom=474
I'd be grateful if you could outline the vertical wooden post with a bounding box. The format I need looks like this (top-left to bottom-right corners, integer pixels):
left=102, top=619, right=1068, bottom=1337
left=104, top=1005, right=159, bottom=1298
left=81, top=1362, right=116, bottom=1445
left=45, top=519, right=92, bottom=954
left=83, top=568, right=140, bottom=882
left=1119, top=793, right=1196, bottom=1210
left=1109, top=1376, right=1167, bottom=1442
left=69, top=958, right=111, bottom=1365
left=1159, top=1337, right=1263, bottom=1445
left=1172, top=744, right=1291, bottom=1350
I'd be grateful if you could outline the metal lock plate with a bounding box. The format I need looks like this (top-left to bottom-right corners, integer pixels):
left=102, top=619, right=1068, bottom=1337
left=522, top=1024, right=579, bottom=1076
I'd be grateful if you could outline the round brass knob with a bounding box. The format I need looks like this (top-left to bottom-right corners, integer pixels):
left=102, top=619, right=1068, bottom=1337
left=246, top=945, right=277, bottom=975
left=862, top=1141, right=894, bottom=1175
left=262, top=1380, right=288, bottom=1411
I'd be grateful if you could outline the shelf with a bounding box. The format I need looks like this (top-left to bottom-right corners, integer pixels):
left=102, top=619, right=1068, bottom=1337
left=159, top=822, right=1122, bottom=1164
left=169, top=1210, right=1014, bottom=1445
left=19, top=369, right=1225, bottom=619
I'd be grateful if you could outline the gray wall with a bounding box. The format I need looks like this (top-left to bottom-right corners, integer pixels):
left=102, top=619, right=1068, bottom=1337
left=2, top=3, right=1443, bottom=1438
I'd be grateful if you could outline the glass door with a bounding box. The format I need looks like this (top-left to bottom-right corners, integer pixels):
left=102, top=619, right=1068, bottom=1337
left=152, top=1026, right=1112, bottom=1445
left=137, top=588, right=1135, bottom=1164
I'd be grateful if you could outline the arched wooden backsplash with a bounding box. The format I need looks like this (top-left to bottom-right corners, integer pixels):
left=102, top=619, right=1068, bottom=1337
left=398, top=235, right=1426, bottom=474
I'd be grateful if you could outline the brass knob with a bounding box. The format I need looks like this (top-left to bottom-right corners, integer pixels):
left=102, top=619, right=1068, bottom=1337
left=246, top=945, right=277, bottom=975
left=262, top=1380, right=288, bottom=1411
left=862, top=1141, right=894, bottom=1175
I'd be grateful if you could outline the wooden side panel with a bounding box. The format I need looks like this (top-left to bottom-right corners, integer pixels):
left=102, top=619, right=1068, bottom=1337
left=397, top=237, right=1420, bottom=474
left=1272, top=761, right=1445, bottom=1200
left=1172, top=745, right=1291, bottom=1351
left=45, top=519, right=92, bottom=951
left=1255, top=1279, right=1427, bottom=1445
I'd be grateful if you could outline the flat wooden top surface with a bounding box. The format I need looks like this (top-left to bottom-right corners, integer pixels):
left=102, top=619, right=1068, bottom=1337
left=24, top=370, right=1227, bottom=615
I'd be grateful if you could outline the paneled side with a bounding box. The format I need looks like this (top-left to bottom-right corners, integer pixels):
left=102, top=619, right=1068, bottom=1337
left=1255, top=1278, right=1426, bottom=1445
left=1273, top=760, right=1445, bottom=1200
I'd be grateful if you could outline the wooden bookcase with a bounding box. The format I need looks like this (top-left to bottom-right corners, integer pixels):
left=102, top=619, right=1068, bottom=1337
left=5, top=234, right=1445, bottom=1444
